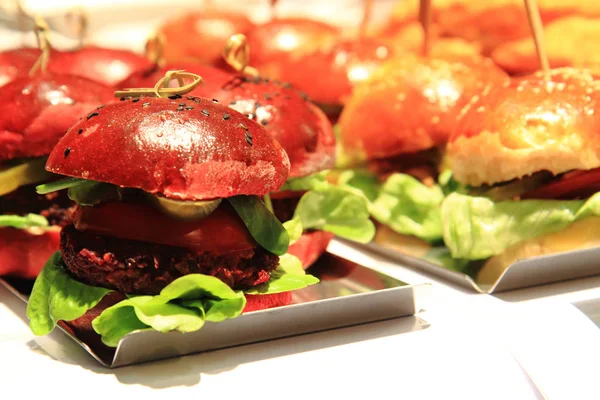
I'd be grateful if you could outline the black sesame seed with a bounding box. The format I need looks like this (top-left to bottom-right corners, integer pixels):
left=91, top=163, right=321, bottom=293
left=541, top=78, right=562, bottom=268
left=132, top=98, right=140, bottom=103
left=274, top=92, right=280, bottom=97
left=87, top=111, right=99, bottom=120
left=201, top=109, right=210, bottom=116
left=254, top=101, right=261, bottom=109
left=212, top=99, right=219, bottom=103
left=185, top=106, right=194, bottom=110
left=64, top=148, right=71, bottom=157
left=284, top=95, right=291, bottom=100
left=223, top=113, right=230, bottom=120
left=245, top=136, right=253, bottom=146
left=264, top=93, right=272, bottom=100
left=168, top=94, right=182, bottom=100
left=142, top=102, right=151, bottom=107
left=179, top=102, right=186, bottom=107
left=193, top=98, right=200, bottom=104
left=187, top=96, right=195, bottom=100
left=260, top=119, right=268, bottom=126
left=299, top=92, right=308, bottom=100
left=230, top=101, right=237, bottom=106
left=282, top=82, right=292, bottom=88
left=120, top=97, right=126, bottom=101
left=97, top=104, right=105, bottom=109
left=78, top=128, right=83, bottom=134
left=176, top=106, right=184, bottom=111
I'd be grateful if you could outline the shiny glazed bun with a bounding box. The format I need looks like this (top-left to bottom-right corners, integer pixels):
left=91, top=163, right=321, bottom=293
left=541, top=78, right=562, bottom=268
left=448, top=68, right=600, bottom=186
left=279, top=37, right=395, bottom=108
left=492, top=17, right=600, bottom=76
left=386, top=0, right=600, bottom=54
left=158, top=10, right=255, bottom=66
left=246, top=18, right=339, bottom=79
left=338, top=55, right=508, bottom=163
left=120, top=66, right=336, bottom=178
left=50, top=46, right=153, bottom=87
left=46, top=96, right=290, bottom=200
left=0, top=73, right=114, bottom=161
left=0, top=48, right=42, bottom=87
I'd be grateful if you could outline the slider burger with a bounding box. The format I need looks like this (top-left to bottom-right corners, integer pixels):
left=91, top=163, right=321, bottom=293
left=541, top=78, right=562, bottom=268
left=279, top=36, right=395, bottom=122
left=444, top=68, right=600, bottom=283
left=492, top=17, right=600, bottom=76
left=118, top=36, right=375, bottom=268
left=158, top=8, right=255, bottom=66
left=0, top=48, right=42, bottom=87
left=336, top=54, right=507, bottom=246
left=26, top=71, right=319, bottom=347
left=0, top=41, right=114, bottom=279
left=245, top=17, right=339, bottom=81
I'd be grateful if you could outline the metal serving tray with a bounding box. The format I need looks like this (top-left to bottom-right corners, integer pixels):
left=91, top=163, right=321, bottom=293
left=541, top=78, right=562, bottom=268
left=1, top=251, right=431, bottom=368
left=362, top=240, right=600, bottom=294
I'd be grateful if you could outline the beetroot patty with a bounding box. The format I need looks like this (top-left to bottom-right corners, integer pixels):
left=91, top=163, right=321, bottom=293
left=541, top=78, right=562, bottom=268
left=60, top=224, right=279, bottom=295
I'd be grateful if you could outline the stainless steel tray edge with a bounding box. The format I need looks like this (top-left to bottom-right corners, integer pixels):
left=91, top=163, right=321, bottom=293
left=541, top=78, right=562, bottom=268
left=0, top=253, right=431, bottom=368
left=361, top=242, right=600, bottom=294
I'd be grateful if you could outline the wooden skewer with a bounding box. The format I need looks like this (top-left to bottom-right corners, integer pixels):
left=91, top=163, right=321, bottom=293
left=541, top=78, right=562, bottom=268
left=419, top=0, right=432, bottom=57
left=271, top=0, right=279, bottom=20
left=523, top=0, right=550, bottom=74
left=359, top=0, right=374, bottom=39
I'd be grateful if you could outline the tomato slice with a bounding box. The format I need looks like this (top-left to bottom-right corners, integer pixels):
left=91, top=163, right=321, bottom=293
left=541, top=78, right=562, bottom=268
left=72, top=201, right=256, bottom=253
left=522, top=168, right=600, bottom=199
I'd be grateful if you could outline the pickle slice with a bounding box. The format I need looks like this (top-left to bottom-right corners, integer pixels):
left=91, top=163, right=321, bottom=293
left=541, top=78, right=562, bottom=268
left=148, top=195, right=222, bottom=220
left=0, top=158, right=54, bottom=196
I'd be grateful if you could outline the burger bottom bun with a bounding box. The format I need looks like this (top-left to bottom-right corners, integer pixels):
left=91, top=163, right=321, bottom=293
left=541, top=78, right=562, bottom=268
left=477, top=216, right=600, bottom=285
left=0, top=227, right=60, bottom=279
left=449, top=131, right=600, bottom=186
left=287, top=231, right=335, bottom=270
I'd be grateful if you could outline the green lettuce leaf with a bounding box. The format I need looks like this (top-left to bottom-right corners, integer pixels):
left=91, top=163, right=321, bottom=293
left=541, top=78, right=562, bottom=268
left=280, top=171, right=331, bottom=192
left=27, top=252, right=112, bottom=336
left=245, top=254, right=319, bottom=294
left=227, top=195, right=289, bottom=256
left=0, top=213, right=49, bottom=229
left=370, top=174, right=444, bottom=242
left=340, top=170, right=444, bottom=242
left=283, top=217, right=303, bottom=245
left=92, top=274, right=246, bottom=347
left=294, top=188, right=375, bottom=243
left=442, top=192, right=600, bottom=260
left=36, top=177, right=86, bottom=194
left=68, top=180, right=122, bottom=206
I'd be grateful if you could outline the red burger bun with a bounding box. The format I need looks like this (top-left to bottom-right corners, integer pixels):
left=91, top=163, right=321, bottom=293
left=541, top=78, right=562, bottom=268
left=49, top=46, right=153, bottom=87
left=158, top=10, right=255, bottom=66
left=119, top=65, right=336, bottom=178
left=46, top=96, right=290, bottom=200
left=287, top=230, right=335, bottom=270
left=0, top=227, right=60, bottom=279
left=339, top=55, right=508, bottom=163
left=246, top=18, right=339, bottom=79
left=0, top=73, right=114, bottom=161
left=0, top=48, right=43, bottom=87
left=280, top=37, right=395, bottom=109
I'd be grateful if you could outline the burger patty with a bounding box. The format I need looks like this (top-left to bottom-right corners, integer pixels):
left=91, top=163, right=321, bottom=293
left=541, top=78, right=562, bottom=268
left=60, top=224, right=279, bottom=295
left=0, top=184, right=73, bottom=226
left=367, top=148, right=441, bottom=185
